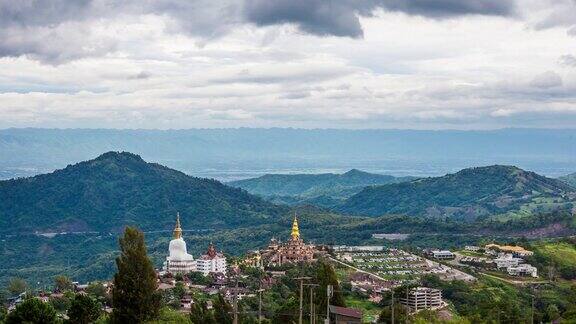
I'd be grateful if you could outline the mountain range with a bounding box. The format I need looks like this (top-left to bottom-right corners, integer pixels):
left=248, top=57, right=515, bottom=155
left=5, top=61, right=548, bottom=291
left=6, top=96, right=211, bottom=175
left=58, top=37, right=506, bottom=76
left=0, top=152, right=287, bottom=234
left=2, top=128, right=576, bottom=180
left=228, top=169, right=416, bottom=206
left=337, top=165, right=576, bottom=220
left=1, top=152, right=575, bottom=287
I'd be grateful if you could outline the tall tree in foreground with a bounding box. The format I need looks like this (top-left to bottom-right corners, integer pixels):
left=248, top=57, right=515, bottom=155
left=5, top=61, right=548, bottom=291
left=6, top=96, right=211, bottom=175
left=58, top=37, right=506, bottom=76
left=111, top=227, right=160, bottom=323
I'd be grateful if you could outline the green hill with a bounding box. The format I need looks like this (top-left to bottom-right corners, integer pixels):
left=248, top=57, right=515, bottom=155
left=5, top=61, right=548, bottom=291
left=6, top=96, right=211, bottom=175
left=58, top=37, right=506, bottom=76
left=228, top=169, right=415, bottom=205
left=0, top=152, right=288, bottom=234
left=559, top=172, right=576, bottom=188
left=337, top=165, right=575, bottom=220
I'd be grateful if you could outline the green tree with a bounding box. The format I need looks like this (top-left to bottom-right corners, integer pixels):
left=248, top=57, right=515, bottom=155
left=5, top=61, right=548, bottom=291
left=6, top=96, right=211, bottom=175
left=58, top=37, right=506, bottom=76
left=50, top=295, right=71, bottom=313
left=316, top=261, right=346, bottom=312
left=68, top=294, right=102, bottom=324
left=213, top=294, right=233, bottom=324
left=173, top=282, right=186, bottom=300
left=0, top=305, right=7, bottom=323
left=6, top=298, right=58, bottom=324
left=271, top=296, right=298, bottom=324
left=7, top=278, right=27, bottom=296
left=378, top=304, right=408, bottom=324
left=111, top=227, right=161, bottom=323
left=190, top=300, right=216, bottom=324
left=86, top=282, right=106, bottom=298
left=54, top=275, right=73, bottom=292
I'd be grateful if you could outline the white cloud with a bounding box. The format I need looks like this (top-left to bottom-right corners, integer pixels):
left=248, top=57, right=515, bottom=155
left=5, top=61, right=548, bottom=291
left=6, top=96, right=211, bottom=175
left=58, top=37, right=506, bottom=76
left=0, top=0, right=576, bottom=129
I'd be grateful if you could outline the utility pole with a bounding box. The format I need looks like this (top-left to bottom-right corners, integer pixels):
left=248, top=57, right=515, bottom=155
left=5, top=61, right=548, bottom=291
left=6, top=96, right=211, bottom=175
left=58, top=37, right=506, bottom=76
left=531, top=294, right=535, bottom=324
left=310, top=287, right=314, bottom=324
left=305, top=283, right=319, bottom=324
left=295, top=277, right=311, bottom=324
left=325, top=284, right=333, bottom=324
left=391, top=289, right=395, bottom=324
left=232, top=277, right=239, bottom=324
left=257, top=288, right=264, bottom=324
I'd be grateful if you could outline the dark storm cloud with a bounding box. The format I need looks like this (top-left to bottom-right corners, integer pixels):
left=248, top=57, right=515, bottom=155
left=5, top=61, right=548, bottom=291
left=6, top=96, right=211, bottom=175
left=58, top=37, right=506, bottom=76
left=243, top=0, right=516, bottom=38
left=0, top=0, right=516, bottom=62
left=0, top=0, right=93, bottom=27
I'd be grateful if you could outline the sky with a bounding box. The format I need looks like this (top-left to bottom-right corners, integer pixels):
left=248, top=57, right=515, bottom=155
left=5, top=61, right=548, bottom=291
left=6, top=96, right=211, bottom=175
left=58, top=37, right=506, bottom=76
left=1, top=0, right=576, bottom=130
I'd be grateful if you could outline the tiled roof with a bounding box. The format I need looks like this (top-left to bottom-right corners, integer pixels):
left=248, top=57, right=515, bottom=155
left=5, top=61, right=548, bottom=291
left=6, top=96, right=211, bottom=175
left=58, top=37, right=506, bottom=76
left=329, top=305, right=362, bottom=318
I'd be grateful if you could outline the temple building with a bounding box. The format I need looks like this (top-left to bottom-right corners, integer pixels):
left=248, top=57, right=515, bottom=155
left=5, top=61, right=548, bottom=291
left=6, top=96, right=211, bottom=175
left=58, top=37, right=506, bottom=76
left=163, top=213, right=196, bottom=274
left=196, top=243, right=228, bottom=275
left=261, top=216, right=316, bottom=266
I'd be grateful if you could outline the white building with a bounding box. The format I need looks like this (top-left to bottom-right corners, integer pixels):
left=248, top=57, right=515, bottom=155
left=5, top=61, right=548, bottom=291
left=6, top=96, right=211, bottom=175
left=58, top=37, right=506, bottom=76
left=465, top=246, right=481, bottom=252
left=163, top=213, right=196, bottom=274
left=507, top=264, right=538, bottom=277
left=400, top=287, right=444, bottom=313
left=196, top=243, right=227, bottom=275
left=431, top=250, right=455, bottom=260
left=494, top=253, right=522, bottom=269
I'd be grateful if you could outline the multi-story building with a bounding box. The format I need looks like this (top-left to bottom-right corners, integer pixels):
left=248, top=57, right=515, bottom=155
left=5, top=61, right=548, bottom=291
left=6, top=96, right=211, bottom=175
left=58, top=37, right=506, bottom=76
left=494, top=253, right=522, bottom=269
left=431, top=250, right=455, bottom=260
left=507, top=264, right=538, bottom=277
left=399, top=287, right=444, bottom=313
left=195, top=243, right=227, bottom=275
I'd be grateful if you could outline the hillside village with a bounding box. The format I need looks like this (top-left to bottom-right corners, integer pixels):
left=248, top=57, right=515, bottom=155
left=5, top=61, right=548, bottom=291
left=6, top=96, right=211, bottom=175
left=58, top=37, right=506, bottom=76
left=4, top=210, right=575, bottom=324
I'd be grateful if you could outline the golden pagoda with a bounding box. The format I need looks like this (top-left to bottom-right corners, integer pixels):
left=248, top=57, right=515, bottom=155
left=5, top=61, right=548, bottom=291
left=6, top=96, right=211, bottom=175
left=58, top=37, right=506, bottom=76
left=261, top=214, right=316, bottom=266
left=173, top=212, right=182, bottom=239
left=291, top=216, right=300, bottom=240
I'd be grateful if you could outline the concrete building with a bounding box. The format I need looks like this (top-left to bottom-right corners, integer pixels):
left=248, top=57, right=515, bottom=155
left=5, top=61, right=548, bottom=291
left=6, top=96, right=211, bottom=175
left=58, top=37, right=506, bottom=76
left=399, top=287, right=444, bottom=313
left=494, top=253, right=522, bottom=269
left=431, top=250, right=455, bottom=260
left=195, top=243, right=227, bottom=275
left=507, top=264, right=538, bottom=277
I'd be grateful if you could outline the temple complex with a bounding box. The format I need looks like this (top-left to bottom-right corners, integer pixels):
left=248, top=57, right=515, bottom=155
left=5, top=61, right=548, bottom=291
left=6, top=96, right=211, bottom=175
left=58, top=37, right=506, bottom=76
left=261, top=216, right=316, bottom=266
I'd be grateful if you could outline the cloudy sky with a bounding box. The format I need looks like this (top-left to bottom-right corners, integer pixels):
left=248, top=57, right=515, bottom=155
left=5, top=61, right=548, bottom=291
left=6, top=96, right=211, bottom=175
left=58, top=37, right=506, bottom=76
left=1, top=0, right=576, bottom=129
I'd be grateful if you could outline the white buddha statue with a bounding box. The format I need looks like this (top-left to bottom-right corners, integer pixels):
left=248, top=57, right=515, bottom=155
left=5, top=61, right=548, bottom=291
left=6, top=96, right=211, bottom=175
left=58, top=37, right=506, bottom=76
left=164, top=213, right=196, bottom=274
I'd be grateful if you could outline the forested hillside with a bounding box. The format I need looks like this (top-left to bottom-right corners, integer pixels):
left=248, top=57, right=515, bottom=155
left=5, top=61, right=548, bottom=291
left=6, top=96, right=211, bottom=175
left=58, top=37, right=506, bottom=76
left=228, top=169, right=415, bottom=206
left=337, top=165, right=575, bottom=220
left=0, top=152, right=288, bottom=233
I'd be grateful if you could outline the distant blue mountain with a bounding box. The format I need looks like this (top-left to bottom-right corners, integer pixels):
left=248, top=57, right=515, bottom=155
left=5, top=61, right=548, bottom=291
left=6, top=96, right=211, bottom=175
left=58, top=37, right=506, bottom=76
left=1, top=128, right=575, bottom=179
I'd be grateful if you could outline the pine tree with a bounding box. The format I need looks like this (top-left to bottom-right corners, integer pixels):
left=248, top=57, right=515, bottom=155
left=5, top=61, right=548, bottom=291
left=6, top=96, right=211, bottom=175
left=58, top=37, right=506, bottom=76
left=111, top=227, right=160, bottom=323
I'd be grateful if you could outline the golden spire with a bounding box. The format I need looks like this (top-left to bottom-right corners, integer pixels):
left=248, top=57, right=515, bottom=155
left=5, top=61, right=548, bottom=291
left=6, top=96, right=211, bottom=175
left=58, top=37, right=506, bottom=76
left=173, top=212, right=182, bottom=239
left=291, top=214, right=300, bottom=240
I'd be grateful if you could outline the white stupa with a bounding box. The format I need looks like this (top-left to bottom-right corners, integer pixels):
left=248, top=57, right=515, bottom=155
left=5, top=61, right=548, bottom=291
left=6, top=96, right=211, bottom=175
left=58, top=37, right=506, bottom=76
left=163, top=213, right=196, bottom=274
